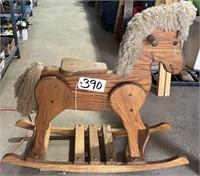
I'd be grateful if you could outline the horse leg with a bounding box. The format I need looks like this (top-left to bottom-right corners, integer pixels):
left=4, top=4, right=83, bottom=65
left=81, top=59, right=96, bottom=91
left=110, top=83, right=146, bottom=158
left=29, top=77, right=71, bottom=159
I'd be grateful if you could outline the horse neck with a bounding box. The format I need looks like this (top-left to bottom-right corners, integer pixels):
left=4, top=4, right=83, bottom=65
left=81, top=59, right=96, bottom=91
left=131, top=53, right=153, bottom=94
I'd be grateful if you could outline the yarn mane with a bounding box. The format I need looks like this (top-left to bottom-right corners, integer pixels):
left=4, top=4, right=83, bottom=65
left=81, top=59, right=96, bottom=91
left=14, top=62, right=44, bottom=116
left=115, top=1, right=197, bottom=76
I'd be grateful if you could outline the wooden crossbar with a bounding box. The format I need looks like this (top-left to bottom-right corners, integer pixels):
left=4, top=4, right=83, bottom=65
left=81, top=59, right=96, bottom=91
left=74, top=124, right=85, bottom=164
left=89, top=125, right=101, bottom=165
left=102, top=125, right=116, bottom=164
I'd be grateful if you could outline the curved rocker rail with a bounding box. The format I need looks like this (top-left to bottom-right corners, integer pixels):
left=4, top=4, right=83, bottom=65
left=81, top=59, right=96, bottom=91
left=3, top=154, right=188, bottom=173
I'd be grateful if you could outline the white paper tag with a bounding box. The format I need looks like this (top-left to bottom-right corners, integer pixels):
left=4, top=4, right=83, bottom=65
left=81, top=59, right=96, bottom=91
left=22, top=29, right=28, bottom=40
left=0, top=51, right=5, bottom=59
left=0, top=60, right=5, bottom=72
left=78, top=77, right=106, bottom=92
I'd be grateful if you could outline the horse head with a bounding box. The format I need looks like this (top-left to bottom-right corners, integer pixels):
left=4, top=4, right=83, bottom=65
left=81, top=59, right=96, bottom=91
left=145, top=30, right=185, bottom=75
left=115, top=1, right=196, bottom=76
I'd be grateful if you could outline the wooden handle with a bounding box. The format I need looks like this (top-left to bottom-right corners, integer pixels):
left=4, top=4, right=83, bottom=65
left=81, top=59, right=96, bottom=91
left=147, top=35, right=158, bottom=47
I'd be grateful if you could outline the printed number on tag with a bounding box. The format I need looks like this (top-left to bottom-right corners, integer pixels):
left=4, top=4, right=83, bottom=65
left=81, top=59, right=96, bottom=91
left=78, top=77, right=106, bottom=92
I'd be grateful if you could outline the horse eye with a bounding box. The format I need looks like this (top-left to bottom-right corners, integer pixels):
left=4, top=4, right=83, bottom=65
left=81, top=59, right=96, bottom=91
left=172, top=41, right=178, bottom=46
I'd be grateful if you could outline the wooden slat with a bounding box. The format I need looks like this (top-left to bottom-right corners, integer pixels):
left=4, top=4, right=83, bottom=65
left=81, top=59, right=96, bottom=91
left=16, top=119, right=171, bottom=137
left=113, top=0, right=125, bottom=35
left=157, top=63, right=167, bottom=96
left=164, top=71, right=171, bottom=96
left=74, top=125, right=85, bottom=164
left=44, top=123, right=51, bottom=158
left=157, top=63, right=172, bottom=97
left=156, top=0, right=179, bottom=97
left=102, top=125, right=116, bottom=164
left=89, top=125, right=101, bottom=165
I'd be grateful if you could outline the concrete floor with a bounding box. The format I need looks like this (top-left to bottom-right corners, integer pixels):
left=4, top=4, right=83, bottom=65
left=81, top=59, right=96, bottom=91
left=0, top=0, right=199, bottom=175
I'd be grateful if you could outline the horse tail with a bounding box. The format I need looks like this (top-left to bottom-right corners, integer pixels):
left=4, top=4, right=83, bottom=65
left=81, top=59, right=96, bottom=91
left=14, top=62, right=44, bottom=116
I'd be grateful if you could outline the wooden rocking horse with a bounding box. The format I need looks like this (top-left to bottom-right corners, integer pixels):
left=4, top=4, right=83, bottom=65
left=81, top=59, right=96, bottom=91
left=3, top=1, right=196, bottom=173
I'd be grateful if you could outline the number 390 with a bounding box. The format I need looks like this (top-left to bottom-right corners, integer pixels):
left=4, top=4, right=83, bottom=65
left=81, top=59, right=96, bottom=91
left=80, top=78, right=102, bottom=90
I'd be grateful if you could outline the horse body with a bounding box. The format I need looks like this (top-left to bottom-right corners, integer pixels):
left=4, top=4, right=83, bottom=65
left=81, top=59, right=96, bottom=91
left=7, top=2, right=195, bottom=170
left=38, top=30, right=183, bottom=112
left=29, top=30, right=185, bottom=158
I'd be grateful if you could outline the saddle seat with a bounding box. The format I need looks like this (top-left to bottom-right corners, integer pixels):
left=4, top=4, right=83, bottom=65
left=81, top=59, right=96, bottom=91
left=59, top=58, right=108, bottom=76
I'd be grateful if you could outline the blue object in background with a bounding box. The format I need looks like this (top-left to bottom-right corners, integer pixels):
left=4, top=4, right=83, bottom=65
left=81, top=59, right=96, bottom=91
left=101, top=1, right=119, bottom=33
left=142, top=1, right=155, bottom=9
left=14, top=5, right=32, bottom=14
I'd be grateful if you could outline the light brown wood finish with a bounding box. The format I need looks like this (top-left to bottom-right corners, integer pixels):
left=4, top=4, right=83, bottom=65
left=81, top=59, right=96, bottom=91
left=26, top=130, right=36, bottom=160
left=74, top=125, right=85, bottom=164
left=44, top=123, right=51, bottom=158
left=15, top=119, right=171, bottom=136
left=110, top=84, right=146, bottom=157
left=126, top=127, right=150, bottom=164
left=15, top=119, right=35, bottom=130
left=156, top=0, right=180, bottom=96
left=4, top=30, right=187, bottom=172
left=4, top=122, right=188, bottom=172
left=149, top=37, right=184, bottom=94
left=156, top=0, right=179, bottom=6
left=157, top=63, right=169, bottom=96
left=55, top=52, right=153, bottom=111
left=138, top=128, right=150, bottom=161
left=60, top=58, right=108, bottom=76
left=89, top=125, right=101, bottom=165
left=38, top=54, right=153, bottom=112
left=30, top=77, right=71, bottom=158
left=164, top=72, right=172, bottom=96
left=39, top=31, right=183, bottom=112
left=149, top=123, right=171, bottom=133
left=155, top=0, right=166, bottom=6
left=3, top=154, right=189, bottom=173
left=27, top=123, right=51, bottom=161
left=165, top=0, right=179, bottom=5
left=102, top=125, right=116, bottom=164
left=158, top=62, right=172, bottom=96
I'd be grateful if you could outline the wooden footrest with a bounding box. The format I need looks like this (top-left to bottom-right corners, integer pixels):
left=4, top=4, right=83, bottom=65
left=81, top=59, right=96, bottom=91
left=2, top=120, right=189, bottom=173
